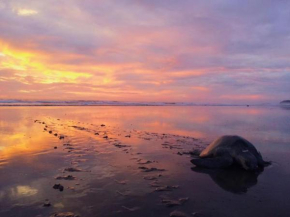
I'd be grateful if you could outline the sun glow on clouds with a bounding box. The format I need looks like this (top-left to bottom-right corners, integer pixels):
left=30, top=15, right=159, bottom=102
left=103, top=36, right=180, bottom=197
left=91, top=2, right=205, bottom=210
left=0, top=42, right=92, bottom=84
left=15, top=8, right=38, bottom=16
left=0, top=0, right=289, bottom=103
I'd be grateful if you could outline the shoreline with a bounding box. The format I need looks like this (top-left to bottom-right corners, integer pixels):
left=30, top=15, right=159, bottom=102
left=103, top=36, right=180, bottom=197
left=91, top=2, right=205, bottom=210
left=0, top=104, right=279, bottom=107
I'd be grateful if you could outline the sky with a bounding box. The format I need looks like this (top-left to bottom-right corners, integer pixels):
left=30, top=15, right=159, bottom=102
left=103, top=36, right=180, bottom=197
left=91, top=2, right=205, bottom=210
left=0, top=0, right=290, bottom=103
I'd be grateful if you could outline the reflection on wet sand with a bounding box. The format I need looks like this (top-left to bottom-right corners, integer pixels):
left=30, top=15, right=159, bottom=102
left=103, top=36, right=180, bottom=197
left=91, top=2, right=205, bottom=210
left=12, top=185, right=38, bottom=197
left=279, top=105, right=290, bottom=110
left=1, top=115, right=204, bottom=217
left=191, top=167, right=261, bottom=194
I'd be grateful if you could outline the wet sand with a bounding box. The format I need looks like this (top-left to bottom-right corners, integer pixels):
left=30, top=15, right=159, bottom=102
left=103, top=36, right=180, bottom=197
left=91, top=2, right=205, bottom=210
left=0, top=106, right=289, bottom=217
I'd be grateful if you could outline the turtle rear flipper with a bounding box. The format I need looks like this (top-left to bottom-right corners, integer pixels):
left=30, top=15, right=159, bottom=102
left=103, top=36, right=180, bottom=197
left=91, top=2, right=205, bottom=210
left=191, top=155, right=233, bottom=169
left=255, top=152, right=271, bottom=167
left=262, top=160, right=271, bottom=167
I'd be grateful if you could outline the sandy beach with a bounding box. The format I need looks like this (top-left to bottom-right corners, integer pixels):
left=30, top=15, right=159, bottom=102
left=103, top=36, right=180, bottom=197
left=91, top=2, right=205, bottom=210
left=0, top=106, right=289, bottom=217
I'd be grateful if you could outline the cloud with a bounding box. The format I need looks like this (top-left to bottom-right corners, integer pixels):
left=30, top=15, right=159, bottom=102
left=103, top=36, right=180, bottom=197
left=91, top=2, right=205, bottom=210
left=0, top=0, right=289, bottom=103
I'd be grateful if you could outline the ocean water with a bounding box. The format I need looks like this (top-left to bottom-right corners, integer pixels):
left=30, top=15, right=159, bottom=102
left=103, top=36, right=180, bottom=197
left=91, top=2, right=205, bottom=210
left=0, top=106, right=289, bottom=217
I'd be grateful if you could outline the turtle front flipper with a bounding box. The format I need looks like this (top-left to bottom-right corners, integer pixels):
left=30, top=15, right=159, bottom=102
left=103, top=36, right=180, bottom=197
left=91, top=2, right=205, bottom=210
left=191, top=155, right=233, bottom=169
left=234, top=152, right=258, bottom=171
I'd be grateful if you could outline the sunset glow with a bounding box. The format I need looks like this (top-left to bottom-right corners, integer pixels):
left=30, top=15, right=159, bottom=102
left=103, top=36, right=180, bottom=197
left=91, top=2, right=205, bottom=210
left=0, top=0, right=289, bottom=103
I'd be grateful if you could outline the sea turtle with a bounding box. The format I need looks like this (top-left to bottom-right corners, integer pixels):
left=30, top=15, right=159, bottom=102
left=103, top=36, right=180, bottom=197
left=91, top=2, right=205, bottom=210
left=191, top=135, right=270, bottom=171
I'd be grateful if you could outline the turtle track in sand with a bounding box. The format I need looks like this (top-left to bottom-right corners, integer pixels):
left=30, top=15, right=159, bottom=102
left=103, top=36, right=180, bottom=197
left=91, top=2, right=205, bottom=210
left=34, top=117, right=208, bottom=216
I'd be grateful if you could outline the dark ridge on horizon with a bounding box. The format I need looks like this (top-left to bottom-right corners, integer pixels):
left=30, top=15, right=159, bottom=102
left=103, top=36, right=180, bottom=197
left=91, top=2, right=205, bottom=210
left=280, top=100, right=290, bottom=104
